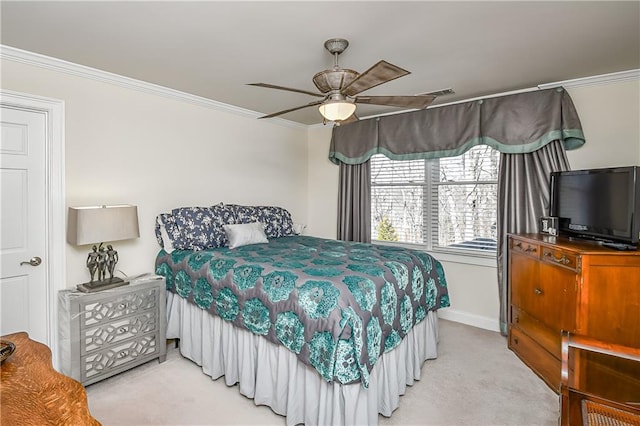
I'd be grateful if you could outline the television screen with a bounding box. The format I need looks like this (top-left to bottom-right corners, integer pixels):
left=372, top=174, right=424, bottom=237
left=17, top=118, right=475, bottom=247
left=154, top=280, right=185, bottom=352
left=550, top=167, right=639, bottom=245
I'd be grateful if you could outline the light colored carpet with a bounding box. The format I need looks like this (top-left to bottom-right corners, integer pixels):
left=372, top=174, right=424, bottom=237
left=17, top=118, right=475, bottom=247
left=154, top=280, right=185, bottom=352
left=85, top=319, right=558, bottom=425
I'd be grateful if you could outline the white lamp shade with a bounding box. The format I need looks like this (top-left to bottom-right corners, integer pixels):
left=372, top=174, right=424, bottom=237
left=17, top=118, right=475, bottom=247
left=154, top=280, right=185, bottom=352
left=318, top=101, right=356, bottom=121
left=67, top=205, right=140, bottom=246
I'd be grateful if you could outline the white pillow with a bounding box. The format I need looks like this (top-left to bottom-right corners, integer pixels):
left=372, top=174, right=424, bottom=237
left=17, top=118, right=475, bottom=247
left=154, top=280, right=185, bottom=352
left=223, top=222, right=269, bottom=249
left=293, top=223, right=307, bottom=235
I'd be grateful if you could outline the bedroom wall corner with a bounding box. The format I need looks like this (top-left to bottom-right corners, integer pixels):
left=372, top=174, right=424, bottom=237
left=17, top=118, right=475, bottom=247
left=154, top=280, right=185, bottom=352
left=306, top=125, right=338, bottom=239
left=436, top=259, right=500, bottom=332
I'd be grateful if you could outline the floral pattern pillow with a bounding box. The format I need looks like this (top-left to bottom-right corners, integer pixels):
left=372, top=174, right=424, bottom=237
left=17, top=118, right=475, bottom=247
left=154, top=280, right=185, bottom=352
left=155, top=204, right=294, bottom=250
left=228, top=204, right=295, bottom=238
left=171, top=204, right=236, bottom=250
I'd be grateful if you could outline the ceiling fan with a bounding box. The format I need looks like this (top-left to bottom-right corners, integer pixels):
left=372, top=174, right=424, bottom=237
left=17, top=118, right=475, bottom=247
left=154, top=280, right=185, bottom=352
left=249, top=38, right=442, bottom=124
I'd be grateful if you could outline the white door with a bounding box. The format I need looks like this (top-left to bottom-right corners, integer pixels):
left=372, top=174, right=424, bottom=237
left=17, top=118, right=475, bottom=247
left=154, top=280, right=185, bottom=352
left=0, top=105, right=48, bottom=344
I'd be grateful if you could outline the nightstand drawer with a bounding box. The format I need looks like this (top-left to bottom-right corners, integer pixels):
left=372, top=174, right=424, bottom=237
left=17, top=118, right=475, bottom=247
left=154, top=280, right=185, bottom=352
left=82, top=333, right=160, bottom=383
left=82, top=311, right=159, bottom=355
left=79, top=286, right=159, bottom=329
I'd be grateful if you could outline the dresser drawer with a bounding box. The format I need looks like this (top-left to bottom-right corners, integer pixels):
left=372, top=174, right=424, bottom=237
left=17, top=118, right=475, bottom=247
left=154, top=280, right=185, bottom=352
left=81, top=311, right=159, bottom=355
left=510, top=263, right=578, bottom=332
left=79, top=287, right=159, bottom=329
left=511, top=306, right=564, bottom=360
left=510, top=238, right=540, bottom=258
left=82, top=333, right=160, bottom=384
left=541, top=246, right=580, bottom=273
left=509, top=327, right=560, bottom=392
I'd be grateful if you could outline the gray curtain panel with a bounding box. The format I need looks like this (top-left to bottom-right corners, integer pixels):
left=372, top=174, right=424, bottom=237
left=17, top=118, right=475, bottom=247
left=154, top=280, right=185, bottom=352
left=496, top=140, right=571, bottom=335
left=337, top=161, right=372, bottom=243
left=329, top=88, right=584, bottom=165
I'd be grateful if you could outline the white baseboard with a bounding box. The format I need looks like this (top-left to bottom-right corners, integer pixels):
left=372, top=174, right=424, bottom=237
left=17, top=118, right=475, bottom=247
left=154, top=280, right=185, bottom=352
left=437, top=308, right=500, bottom=333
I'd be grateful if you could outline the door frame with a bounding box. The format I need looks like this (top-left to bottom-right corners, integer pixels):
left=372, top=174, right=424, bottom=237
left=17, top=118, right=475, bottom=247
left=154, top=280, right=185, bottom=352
left=1, top=89, right=65, bottom=365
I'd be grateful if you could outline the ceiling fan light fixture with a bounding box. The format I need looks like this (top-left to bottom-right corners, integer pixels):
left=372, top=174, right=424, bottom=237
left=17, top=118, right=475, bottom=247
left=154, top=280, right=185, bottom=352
left=250, top=38, right=441, bottom=123
left=318, top=100, right=356, bottom=122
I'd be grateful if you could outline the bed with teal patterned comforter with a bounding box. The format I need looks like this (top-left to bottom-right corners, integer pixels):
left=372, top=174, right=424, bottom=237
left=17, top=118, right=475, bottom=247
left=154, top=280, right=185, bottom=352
left=155, top=235, right=449, bottom=387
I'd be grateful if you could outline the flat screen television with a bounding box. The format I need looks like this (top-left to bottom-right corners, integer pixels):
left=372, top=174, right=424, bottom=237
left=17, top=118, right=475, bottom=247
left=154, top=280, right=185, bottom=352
left=549, top=166, right=640, bottom=247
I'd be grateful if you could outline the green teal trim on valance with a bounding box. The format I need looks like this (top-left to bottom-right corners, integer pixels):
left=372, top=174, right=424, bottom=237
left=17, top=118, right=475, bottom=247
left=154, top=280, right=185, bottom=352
left=329, top=88, right=585, bottom=165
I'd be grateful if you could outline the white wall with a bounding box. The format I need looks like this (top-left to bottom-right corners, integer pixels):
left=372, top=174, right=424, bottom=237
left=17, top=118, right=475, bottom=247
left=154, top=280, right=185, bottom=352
left=306, top=125, right=337, bottom=238
left=565, top=80, right=640, bottom=168
left=1, top=59, right=309, bottom=287
left=307, top=77, right=640, bottom=332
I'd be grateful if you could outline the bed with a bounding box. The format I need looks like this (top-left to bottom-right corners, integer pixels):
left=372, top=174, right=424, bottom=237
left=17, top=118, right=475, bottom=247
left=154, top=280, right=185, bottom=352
left=154, top=204, right=450, bottom=425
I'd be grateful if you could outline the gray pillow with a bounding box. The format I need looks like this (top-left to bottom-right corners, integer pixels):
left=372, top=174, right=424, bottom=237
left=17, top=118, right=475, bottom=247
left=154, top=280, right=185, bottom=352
left=223, top=222, right=269, bottom=249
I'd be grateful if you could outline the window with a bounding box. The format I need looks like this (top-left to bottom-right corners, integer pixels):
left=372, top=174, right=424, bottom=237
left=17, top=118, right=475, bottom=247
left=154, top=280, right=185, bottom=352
left=371, top=145, right=500, bottom=254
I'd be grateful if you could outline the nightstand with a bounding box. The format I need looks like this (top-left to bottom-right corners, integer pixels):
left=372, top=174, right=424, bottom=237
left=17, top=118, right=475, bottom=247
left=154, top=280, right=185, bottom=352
left=58, top=275, right=167, bottom=386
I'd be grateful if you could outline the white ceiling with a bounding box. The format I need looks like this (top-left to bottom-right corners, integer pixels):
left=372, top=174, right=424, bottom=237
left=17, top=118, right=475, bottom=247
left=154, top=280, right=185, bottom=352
left=1, top=1, right=639, bottom=125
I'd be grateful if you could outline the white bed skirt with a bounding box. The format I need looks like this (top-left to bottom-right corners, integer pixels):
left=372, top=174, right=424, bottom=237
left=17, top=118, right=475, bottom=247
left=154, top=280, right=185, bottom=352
left=166, top=292, right=439, bottom=426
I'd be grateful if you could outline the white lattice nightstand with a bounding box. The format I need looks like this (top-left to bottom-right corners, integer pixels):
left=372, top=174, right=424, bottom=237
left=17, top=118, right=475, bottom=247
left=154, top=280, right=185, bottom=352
left=58, top=275, right=167, bottom=386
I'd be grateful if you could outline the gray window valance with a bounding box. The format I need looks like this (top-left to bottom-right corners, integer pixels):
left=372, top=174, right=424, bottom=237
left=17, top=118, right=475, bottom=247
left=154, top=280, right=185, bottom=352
left=329, top=87, right=585, bottom=165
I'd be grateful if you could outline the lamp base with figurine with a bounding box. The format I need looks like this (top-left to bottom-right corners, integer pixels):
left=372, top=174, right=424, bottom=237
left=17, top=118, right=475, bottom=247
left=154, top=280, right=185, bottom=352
left=77, top=243, right=129, bottom=293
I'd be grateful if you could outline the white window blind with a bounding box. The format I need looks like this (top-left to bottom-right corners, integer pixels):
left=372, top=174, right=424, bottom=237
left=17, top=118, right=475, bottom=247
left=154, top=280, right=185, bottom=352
left=371, top=145, right=500, bottom=253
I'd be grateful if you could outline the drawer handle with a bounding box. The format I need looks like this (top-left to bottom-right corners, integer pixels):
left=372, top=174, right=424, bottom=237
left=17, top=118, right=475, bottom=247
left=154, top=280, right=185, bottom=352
left=534, top=288, right=543, bottom=295
left=514, top=315, right=519, bottom=323
left=118, top=303, right=128, bottom=310
left=513, top=337, right=519, bottom=345
left=514, top=242, right=536, bottom=253
left=118, top=327, right=127, bottom=334
left=544, top=252, right=570, bottom=265
left=117, top=351, right=127, bottom=359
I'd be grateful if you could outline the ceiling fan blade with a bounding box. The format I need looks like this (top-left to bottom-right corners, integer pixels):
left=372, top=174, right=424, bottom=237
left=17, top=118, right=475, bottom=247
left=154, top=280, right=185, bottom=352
left=418, top=88, right=455, bottom=97
left=258, top=100, right=325, bottom=119
left=355, top=94, right=437, bottom=109
left=342, top=60, right=410, bottom=97
left=248, top=83, right=324, bottom=98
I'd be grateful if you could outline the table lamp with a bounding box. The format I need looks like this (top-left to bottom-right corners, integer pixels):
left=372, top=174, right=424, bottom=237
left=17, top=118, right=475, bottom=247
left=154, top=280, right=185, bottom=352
left=67, top=205, right=140, bottom=292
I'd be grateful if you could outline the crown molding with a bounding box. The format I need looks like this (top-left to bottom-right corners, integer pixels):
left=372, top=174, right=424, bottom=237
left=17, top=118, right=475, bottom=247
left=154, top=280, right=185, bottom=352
left=538, top=69, right=640, bottom=89
left=0, top=45, right=307, bottom=130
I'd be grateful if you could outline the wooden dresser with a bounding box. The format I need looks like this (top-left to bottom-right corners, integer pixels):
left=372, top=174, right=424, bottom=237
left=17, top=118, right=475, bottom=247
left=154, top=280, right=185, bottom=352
left=0, top=332, right=100, bottom=425
left=508, top=233, right=640, bottom=392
